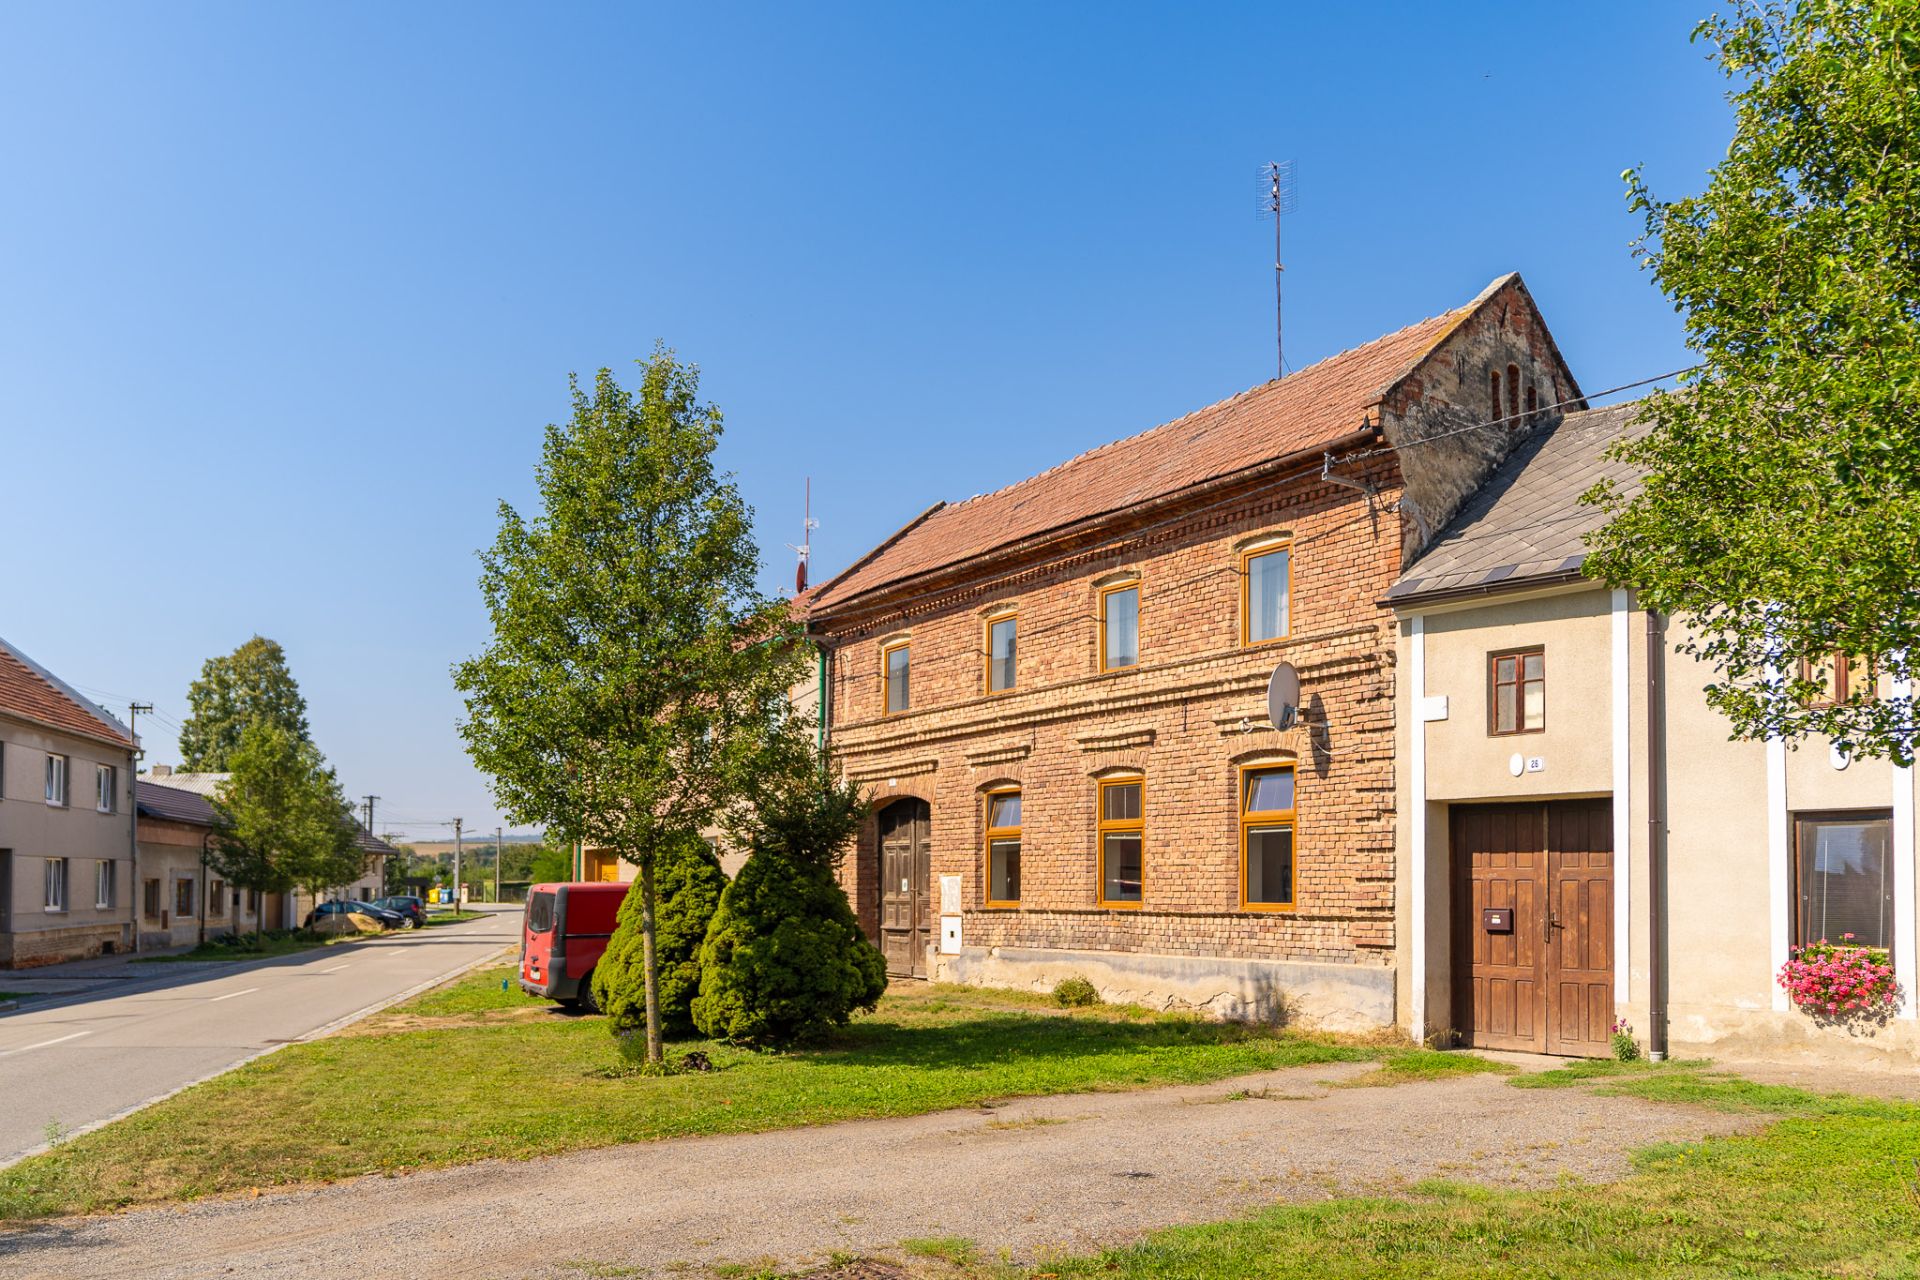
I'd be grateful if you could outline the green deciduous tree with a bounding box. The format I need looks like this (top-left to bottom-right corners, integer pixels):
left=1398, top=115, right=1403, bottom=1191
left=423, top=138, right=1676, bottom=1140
left=593, top=834, right=726, bottom=1036
left=1586, top=0, right=1920, bottom=761
left=207, top=720, right=364, bottom=931
left=693, top=768, right=886, bottom=1049
left=179, top=637, right=312, bottom=772
left=453, top=350, right=807, bottom=1065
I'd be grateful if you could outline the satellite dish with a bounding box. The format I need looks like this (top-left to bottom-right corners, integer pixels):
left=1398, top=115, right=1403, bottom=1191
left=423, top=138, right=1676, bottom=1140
left=1266, top=662, right=1300, bottom=731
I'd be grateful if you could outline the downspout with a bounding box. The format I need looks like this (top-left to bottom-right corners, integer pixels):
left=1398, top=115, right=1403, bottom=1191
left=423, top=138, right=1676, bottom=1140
left=199, top=830, right=211, bottom=946
left=1645, top=609, right=1669, bottom=1059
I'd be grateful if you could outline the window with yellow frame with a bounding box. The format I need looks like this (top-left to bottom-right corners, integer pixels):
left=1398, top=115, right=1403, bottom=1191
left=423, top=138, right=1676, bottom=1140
left=1240, top=764, right=1295, bottom=909
left=1240, top=543, right=1291, bottom=646
left=1099, top=582, right=1140, bottom=671
left=882, top=640, right=910, bottom=714
left=984, top=788, right=1021, bottom=906
left=985, top=612, right=1017, bottom=694
left=1096, top=777, right=1143, bottom=907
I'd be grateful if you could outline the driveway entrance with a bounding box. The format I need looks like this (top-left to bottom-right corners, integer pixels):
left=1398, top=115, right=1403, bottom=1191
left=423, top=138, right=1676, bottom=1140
left=1451, top=798, right=1614, bottom=1055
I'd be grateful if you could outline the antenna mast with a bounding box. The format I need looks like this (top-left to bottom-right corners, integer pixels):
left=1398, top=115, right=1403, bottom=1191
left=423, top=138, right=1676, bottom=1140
left=787, top=477, right=819, bottom=594
left=1259, top=161, right=1298, bottom=380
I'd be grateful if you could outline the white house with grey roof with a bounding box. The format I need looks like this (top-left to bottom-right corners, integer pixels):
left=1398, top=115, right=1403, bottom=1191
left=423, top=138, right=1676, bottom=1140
left=1390, top=399, right=1919, bottom=1069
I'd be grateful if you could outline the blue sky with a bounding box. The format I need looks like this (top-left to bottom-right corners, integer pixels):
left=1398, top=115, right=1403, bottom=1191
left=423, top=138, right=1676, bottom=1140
left=1, top=3, right=1729, bottom=840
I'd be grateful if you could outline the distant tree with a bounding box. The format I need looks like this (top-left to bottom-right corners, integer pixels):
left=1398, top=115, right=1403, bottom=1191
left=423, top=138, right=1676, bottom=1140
left=179, top=637, right=312, bottom=772
left=453, top=350, right=807, bottom=1065
left=528, top=840, right=574, bottom=886
left=693, top=766, right=886, bottom=1049
left=207, top=720, right=363, bottom=932
left=1586, top=1, right=1920, bottom=762
left=380, top=839, right=416, bottom=894
left=594, top=834, right=726, bottom=1035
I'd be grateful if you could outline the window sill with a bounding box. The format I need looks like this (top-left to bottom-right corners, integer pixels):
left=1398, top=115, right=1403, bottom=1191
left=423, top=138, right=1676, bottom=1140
left=1239, top=902, right=1297, bottom=914
left=981, top=900, right=1021, bottom=910
left=42, top=907, right=67, bottom=915
left=1095, top=900, right=1144, bottom=911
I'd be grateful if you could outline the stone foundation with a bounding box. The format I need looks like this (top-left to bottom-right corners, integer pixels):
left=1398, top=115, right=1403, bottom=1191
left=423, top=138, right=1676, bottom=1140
left=938, top=944, right=1395, bottom=1030
left=0, top=923, right=125, bottom=968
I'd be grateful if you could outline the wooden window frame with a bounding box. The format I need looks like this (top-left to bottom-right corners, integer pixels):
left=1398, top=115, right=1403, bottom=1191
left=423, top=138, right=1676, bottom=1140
left=1239, top=544, right=1292, bottom=648
left=1791, top=809, right=1894, bottom=950
left=1488, top=646, right=1546, bottom=736
left=984, top=611, right=1017, bottom=696
left=1239, top=764, right=1297, bottom=912
left=881, top=640, right=911, bottom=716
left=983, top=786, right=1022, bottom=908
left=1800, top=652, right=1875, bottom=707
left=1095, top=776, right=1145, bottom=909
left=1098, top=581, right=1141, bottom=672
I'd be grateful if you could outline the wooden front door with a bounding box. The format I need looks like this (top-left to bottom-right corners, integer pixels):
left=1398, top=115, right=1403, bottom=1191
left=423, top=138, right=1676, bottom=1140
left=1452, top=799, right=1614, bottom=1056
left=878, top=799, right=931, bottom=978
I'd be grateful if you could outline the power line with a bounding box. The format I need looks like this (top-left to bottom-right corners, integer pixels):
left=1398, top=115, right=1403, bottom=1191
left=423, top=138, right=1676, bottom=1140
left=1336, top=366, right=1698, bottom=465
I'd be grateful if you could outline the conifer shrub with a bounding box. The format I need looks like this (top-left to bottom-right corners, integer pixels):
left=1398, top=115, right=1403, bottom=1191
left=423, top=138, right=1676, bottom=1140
left=593, top=834, right=727, bottom=1040
left=692, top=774, right=886, bottom=1048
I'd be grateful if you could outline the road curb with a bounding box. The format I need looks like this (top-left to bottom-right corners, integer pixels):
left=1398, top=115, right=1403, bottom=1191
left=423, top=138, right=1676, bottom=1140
left=0, top=927, right=515, bottom=1170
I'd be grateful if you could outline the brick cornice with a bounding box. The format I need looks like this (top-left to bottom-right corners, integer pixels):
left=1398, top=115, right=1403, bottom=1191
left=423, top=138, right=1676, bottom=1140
left=833, top=623, right=1389, bottom=759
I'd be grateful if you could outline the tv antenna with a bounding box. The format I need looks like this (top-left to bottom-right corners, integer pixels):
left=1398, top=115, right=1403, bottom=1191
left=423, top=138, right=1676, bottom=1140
left=1258, top=161, right=1298, bottom=380
left=786, top=477, right=819, bottom=594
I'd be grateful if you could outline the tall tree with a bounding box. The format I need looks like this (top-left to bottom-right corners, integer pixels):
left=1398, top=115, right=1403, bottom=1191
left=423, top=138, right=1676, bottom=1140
left=207, top=720, right=364, bottom=932
left=179, top=637, right=312, bottom=772
left=1586, top=0, right=1920, bottom=761
left=454, top=350, right=806, bottom=1065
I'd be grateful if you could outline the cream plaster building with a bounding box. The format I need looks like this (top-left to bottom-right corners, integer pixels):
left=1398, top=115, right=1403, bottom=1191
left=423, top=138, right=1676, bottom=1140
left=1391, top=401, right=1917, bottom=1065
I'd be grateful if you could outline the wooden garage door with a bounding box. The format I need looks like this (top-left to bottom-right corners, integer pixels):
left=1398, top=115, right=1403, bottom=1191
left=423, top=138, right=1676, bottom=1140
left=1452, top=799, right=1614, bottom=1056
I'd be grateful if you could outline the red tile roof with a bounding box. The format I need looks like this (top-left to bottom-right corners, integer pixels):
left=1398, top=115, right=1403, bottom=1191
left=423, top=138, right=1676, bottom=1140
left=809, top=280, right=1499, bottom=613
left=0, top=638, right=134, bottom=749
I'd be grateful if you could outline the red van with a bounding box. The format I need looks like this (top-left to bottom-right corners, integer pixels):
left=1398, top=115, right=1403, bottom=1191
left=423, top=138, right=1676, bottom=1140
left=521, top=882, right=628, bottom=1010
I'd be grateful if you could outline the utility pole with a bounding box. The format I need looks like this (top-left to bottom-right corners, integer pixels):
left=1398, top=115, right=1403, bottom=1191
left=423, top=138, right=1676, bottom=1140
left=494, top=827, right=503, bottom=903
left=1259, top=160, right=1298, bottom=381
left=363, top=795, right=380, bottom=891
left=452, top=817, right=464, bottom=910
left=127, top=702, right=151, bottom=953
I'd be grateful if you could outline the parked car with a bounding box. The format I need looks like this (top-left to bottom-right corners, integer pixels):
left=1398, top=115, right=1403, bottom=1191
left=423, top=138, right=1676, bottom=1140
left=304, top=899, right=406, bottom=931
left=520, top=881, right=626, bottom=1012
left=372, top=895, right=428, bottom=928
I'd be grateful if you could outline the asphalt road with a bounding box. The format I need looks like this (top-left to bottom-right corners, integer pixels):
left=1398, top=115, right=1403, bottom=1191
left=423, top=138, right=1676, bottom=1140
left=0, top=907, right=518, bottom=1165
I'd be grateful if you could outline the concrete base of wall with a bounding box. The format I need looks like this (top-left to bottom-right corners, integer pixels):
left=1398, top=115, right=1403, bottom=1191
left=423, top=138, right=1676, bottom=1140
left=0, top=924, right=125, bottom=969
left=936, top=945, right=1396, bottom=1031
left=1662, top=1001, right=1920, bottom=1070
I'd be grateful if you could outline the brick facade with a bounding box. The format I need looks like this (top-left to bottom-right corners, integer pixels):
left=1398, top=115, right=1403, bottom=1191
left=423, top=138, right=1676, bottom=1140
left=809, top=275, right=1578, bottom=1027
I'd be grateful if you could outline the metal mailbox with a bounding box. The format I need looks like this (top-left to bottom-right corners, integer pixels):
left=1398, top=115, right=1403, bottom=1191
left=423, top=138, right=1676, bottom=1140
left=1481, top=907, right=1513, bottom=933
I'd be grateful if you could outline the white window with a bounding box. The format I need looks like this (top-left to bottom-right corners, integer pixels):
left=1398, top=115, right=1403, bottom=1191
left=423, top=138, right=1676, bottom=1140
left=96, top=764, right=117, bottom=814
left=45, top=754, right=68, bottom=806
left=95, top=860, right=116, bottom=909
left=45, top=857, right=68, bottom=911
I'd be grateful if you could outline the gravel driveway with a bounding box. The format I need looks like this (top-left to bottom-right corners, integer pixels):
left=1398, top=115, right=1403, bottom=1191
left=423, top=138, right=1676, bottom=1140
left=0, top=1060, right=1753, bottom=1280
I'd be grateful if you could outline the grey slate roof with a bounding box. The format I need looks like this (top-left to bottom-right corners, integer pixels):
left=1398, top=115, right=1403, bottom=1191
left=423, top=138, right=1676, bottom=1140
left=136, top=779, right=216, bottom=825
left=1387, top=399, right=1649, bottom=604
left=136, top=777, right=402, bottom=859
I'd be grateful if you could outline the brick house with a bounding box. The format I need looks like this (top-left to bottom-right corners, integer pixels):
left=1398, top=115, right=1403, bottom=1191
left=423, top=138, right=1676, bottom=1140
left=804, top=274, right=1580, bottom=1027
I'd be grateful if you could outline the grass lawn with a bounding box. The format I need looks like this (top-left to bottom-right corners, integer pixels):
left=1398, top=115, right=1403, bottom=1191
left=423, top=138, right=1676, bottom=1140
left=912, top=1062, right=1920, bottom=1280
left=0, top=971, right=1479, bottom=1220
left=131, top=930, right=355, bottom=963
left=420, top=910, right=488, bottom=927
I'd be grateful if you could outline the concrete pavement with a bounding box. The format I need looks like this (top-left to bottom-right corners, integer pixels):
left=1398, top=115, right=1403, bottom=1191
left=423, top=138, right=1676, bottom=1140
left=0, top=907, right=518, bottom=1165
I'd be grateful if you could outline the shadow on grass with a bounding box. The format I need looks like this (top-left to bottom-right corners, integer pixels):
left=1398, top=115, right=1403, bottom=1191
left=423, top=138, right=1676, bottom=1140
left=799, top=1009, right=1351, bottom=1073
